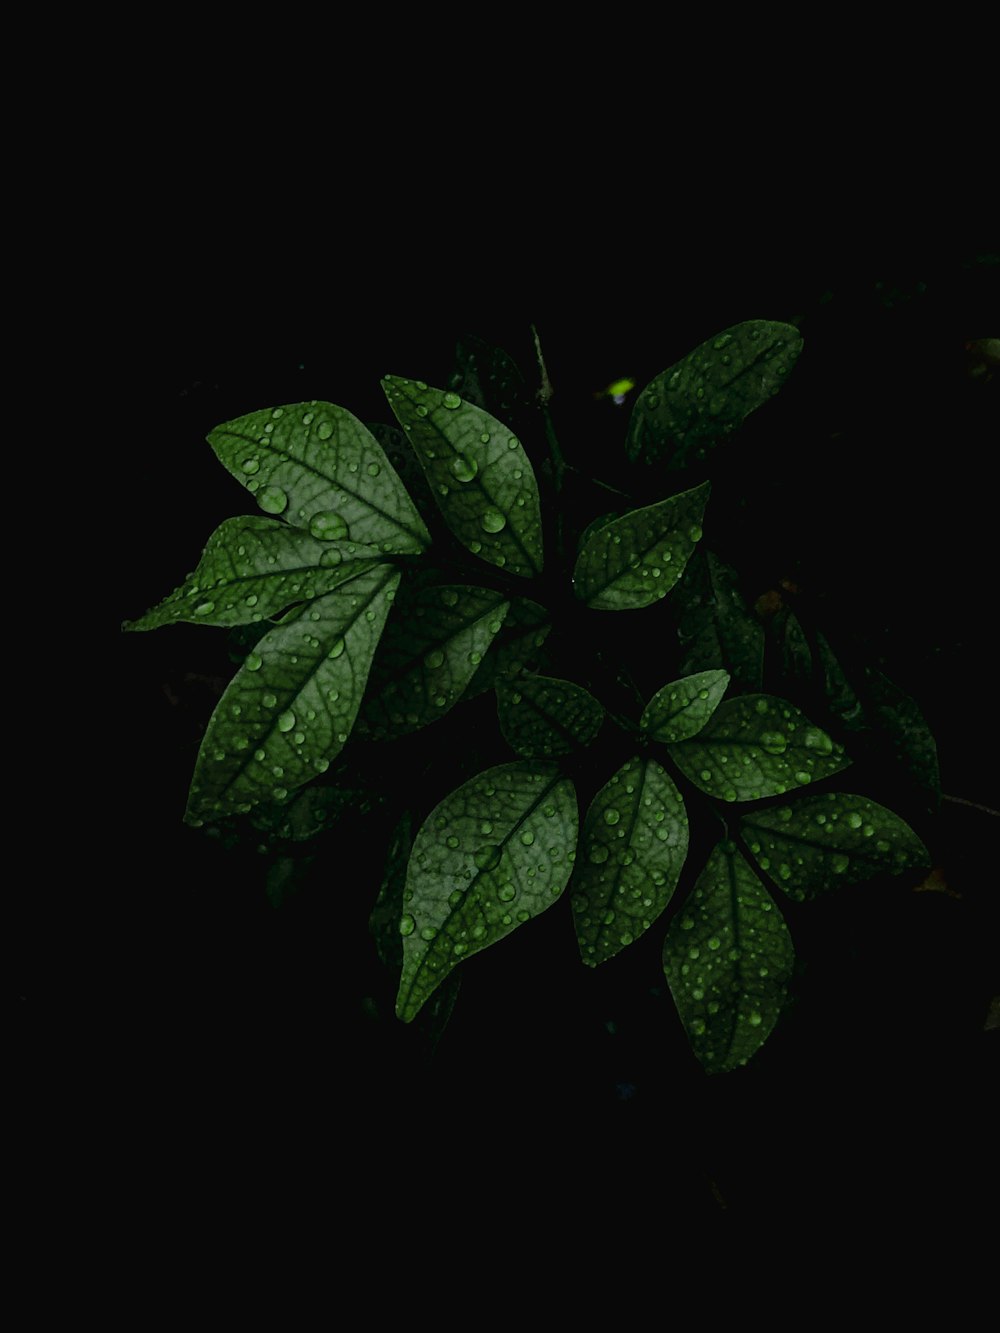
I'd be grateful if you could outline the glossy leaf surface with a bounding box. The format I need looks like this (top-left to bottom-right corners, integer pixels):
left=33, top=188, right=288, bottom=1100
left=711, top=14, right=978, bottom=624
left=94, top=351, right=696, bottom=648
left=571, top=756, right=688, bottom=965
left=186, top=564, right=400, bottom=823
left=663, top=841, right=793, bottom=1072
left=208, top=401, right=430, bottom=553
left=668, top=695, right=849, bottom=802
left=396, top=763, right=578, bottom=1021
left=640, top=669, right=730, bottom=743
left=627, top=321, right=803, bottom=469
left=382, top=377, right=543, bottom=578
left=573, top=481, right=709, bottom=610
left=741, top=792, right=929, bottom=901
left=124, top=517, right=379, bottom=631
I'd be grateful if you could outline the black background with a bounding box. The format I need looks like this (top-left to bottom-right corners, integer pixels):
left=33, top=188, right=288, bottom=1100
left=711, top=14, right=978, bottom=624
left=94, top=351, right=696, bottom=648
left=114, top=245, right=996, bottom=1242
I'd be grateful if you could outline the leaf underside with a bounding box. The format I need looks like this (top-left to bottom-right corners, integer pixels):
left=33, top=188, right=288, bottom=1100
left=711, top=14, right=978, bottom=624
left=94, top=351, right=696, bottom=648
left=571, top=756, right=688, bottom=965
left=626, top=320, right=803, bottom=469
left=663, top=841, right=793, bottom=1072
left=396, top=762, right=578, bottom=1022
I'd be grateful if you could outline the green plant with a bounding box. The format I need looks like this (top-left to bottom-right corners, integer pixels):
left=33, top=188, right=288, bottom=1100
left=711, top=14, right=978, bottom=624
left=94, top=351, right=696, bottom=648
left=125, top=322, right=934, bottom=1072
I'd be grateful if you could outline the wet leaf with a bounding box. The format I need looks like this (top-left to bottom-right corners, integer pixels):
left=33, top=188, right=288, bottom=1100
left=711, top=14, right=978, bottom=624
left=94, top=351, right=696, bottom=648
left=370, top=810, right=414, bottom=969
left=207, top=401, right=430, bottom=553
left=663, top=840, right=793, bottom=1072
left=396, top=762, right=578, bottom=1021
left=668, top=694, right=849, bottom=802
left=124, top=516, right=379, bottom=631
left=448, top=333, right=531, bottom=425
left=496, top=673, right=604, bottom=758
left=573, top=481, right=709, bottom=610
left=358, top=584, right=509, bottom=740
left=571, top=756, right=688, bottom=965
left=640, top=669, right=730, bottom=743
left=741, top=792, right=929, bottom=901
left=627, top=321, right=803, bottom=469
left=185, top=564, right=400, bottom=823
left=382, top=376, right=543, bottom=578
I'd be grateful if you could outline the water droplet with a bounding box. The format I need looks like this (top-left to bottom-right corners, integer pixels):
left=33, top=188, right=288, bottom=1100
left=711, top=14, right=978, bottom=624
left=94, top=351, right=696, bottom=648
left=804, top=728, right=834, bottom=755
left=520, top=830, right=535, bottom=846
left=689, top=524, right=703, bottom=542
left=420, top=926, right=438, bottom=942
left=328, top=638, right=345, bottom=659
left=309, top=511, right=348, bottom=541
left=367, top=461, right=380, bottom=477
left=847, top=811, right=863, bottom=829
left=588, top=844, right=609, bottom=865
left=424, top=649, right=445, bottom=669
left=748, top=1010, right=763, bottom=1028
left=273, top=786, right=288, bottom=801
left=498, top=883, right=516, bottom=902
left=441, top=589, right=459, bottom=607
left=258, top=486, right=288, bottom=515
left=316, top=420, right=334, bottom=440
left=481, top=508, right=506, bottom=533
left=241, top=457, right=260, bottom=474
left=445, top=835, right=459, bottom=849
left=442, top=391, right=461, bottom=409
left=400, top=914, right=415, bottom=936
left=603, top=808, right=620, bottom=826
left=450, top=454, right=478, bottom=482
left=194, top=601, right=215, bottom=616
left=262, top=692, right=277, bottom=709
left=713, top=333, right=733, bottom=350
left=680, top=916, right=694, bottom=931
left=795, top=770, right=811, bottom=785
left=277, top=710, right=295, bottom=733
left=760, top=730, right=787, bottom=755
left=831, top=853, right=850, bottom=873
left=707, top=935, right=721, bottom=950
left=474, top=844, right=502, bottom=872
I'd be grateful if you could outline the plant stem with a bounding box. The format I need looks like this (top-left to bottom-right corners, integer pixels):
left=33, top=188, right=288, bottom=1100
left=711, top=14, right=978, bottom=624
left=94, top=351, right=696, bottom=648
left=942, top=794, right=1000, bottom=818
left=531, top=322, right=566, bottom=562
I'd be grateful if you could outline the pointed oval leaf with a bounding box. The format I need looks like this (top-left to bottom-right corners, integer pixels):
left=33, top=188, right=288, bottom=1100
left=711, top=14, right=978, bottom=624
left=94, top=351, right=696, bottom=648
left=358, top=584, right=510, bottom=740
left=769, top=606, right=812, bottom=684
left=626, top=321, right=803, bottom=469
left=668, top=694, right=849, bottom=802
left=396, top=762, right=578, bottom=1022
left=185, top=564, right=400, bottom=823
left=124, top=516, right=381, bottom=631
left=863, top=667, right=941, bottom=808
left=640, top=669, right=730, bottom=743
left=449, top=334, right=531, bottom=426
left=573, top=481, right=710, bottom=610
left=741, top=792, right=929, bottom=902
left=207, top=401, right=430, bottom=553
left=662, top=841, right=793, bottom=1072
left=571, top=756, right=688, bottom=965
left=381, top=376, right=543, bottom=578
left=496, top=673, right=604, bottom=758
left=674, top=550, right=764, bottom=689
left=463, top=597, right=551, bottom=701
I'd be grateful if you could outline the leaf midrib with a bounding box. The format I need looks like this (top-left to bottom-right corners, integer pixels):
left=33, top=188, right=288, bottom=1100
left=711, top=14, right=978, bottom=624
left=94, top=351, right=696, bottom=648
left=581, top=486, right=706, bottom=602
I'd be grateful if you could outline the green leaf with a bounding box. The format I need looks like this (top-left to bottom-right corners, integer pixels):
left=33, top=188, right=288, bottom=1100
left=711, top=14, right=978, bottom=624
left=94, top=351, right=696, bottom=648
left=396, top=762, right=578, bottom=1021
left=207, top=401, right=431, bottom=554
left=358, top=584, right=510, bottom=740
left=462, top=598, right=551, bottom=700
left=741, top=792, right=930, bottom=901
left=626, top=321, right=803, bottom=469
left=640, top=669, right=730, bottom=743
left=249, top=770, right=382, bottom=841
left=571, top=756, right=688, bottom=965
left=496, top=673, right=604, bottom=758
left=572, top=481, right=709, bottom=610
left=668, top=694, right=849, bottom=802
left=662, top=841, right=793, bottom=1072
left=185, top=563, right=400, bottom=823
left=124, top=516, right=380, bottom=631
left=382, top=376, right=543, bottom=578
left=674, top=550, right=764, bottom=690
left=815, top=630, right=865, bottom=731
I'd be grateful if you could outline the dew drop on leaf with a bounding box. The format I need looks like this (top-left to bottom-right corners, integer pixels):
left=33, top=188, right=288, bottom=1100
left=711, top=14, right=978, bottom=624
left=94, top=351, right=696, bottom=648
left=258, top=486, right=288, bottom=515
